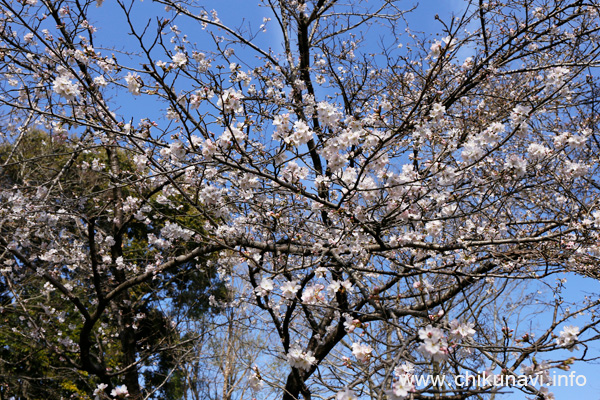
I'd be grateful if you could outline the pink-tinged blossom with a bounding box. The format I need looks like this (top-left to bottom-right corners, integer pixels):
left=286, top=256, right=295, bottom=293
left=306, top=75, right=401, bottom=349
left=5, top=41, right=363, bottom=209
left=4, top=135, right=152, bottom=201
left=546, top=66, right=569, bottom=88
left=504, top=155, right=527, bottom=177
left=111, top=385, right=129, bottom=397
left=280, top=280, right=300, bottom=299
left=283, top=120, right=313, bottom=147
left=413, top=279, right=433, bottom=293
left=554, top=131, right=571, bottom=147
left=521, top=361, right=551, bottom=385
left=481, top=122, right=504, bottom=145
left=314, top=266, right=328, bottom=278
left=449, top=320, right=476, bottom=341
left=386, top=375, right=415, bottom=399
left=343, top=314, right=360, bottom=333
left=282, top=161, right=309, bottom=182
left=425, top=221, right=443, bottom=237
left=510, top=104, right=530, bottom=126
left=351, top=342, right=373, bottom=362
left=419, top=325, right=443, bottom=342
left=462, top=56, right=474, bottom=69
left=567, top=133, right=588, bottom=149
left=428, top=36, right=454, bottom=59
left=319, top=141, right=348, bottom=172
left=39, top=249, right=63, bottom=263
left=167, top=141, right=186, bottom=160
left=429, top=102, right=445, bottom=120
left=189, top=93, right=202, bottom=109
left=562, top=160, right=588, bottom=178
left=394, top=362, right=415, bottom=377
left=272, top=113, right=291, bottom=139
left=418, top=325, right=448, bottom=361
left=316, top=101, right=342, bottom=128
left=94, top=75, right=107, bottom=87
left=592, top=210, right=600, bottom=228
left=287, top=344, right=316, bottom=371
left=133, top=154, right=147, bottom=171
left=219, top=125, right=246, bottom=146
left=327, top=280, right=352, bottom=297
left=201, top=139, right=217, bottom=158
left=301, top=284, right=325, bottom=304
left=192, top=51, right=211, bottom=71
left=217, top=88, right=243, bottom=114
left=160, top=221, right=194, bottom=241
left=147, top=233, right=170, bottom=249
left=429, top=40, right=442, bottom=58
left=461, top=139, right=485, bottom=163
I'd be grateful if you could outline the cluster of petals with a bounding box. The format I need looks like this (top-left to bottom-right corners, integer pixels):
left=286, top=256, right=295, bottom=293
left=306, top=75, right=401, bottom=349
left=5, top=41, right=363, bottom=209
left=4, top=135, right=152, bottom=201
left=555, top=325, right=579, bottom=351
left=449, top=320, right=476, bottom=341
left=111, top=385, right=129, bottom=398
left=124, top=72, right=141, bottom=95
left=343, top=314, right=361, bottom=333
left=171, top=51, right=187, bottom=67
left=351, top=342, right=373, bottom=362
left=316, top=101, right=342, bottom=127
left=53, top=74, right=80, bottom=100
left=326, top=280, right=352, bottom=297
left=418, top=325, right=448, bottom=361
left=282, top=120, right=313, bottom=147
left=301, top=284, right=325, bottom=304
left=255, top=277, right=274, bottom=297
left=280, top=280, right=300, bottom=299
left=287, top=344, right=316, bottom=371
left=386, top=365, right=415, bottom=400
left=217, top=88, right=243, bottom=114
left=521, top=361, right=551, bottom=385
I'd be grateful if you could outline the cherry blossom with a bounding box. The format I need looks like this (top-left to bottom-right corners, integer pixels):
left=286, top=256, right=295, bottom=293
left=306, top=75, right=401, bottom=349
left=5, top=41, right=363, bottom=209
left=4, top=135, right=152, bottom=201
left=255, top=277, right=274, bottom=297
left=110, top=385, right=129, bottom=398
left=124, top=72, right=141, bottom=95
left=53, top=74, right=80, bottom=100
left=1, top=1, right=600, bottom=400
left=351, top=342, right=373, bottom=363
left=280, top=280, right=300, bottom=299
left=171, top=52, right=187, bottom=68
left=386, top=375, right=415, bottom=400
left=418, top=325, right=449, bottom=361
left=287, top=344, right=316, bottom=371
left=556, top=326, right=580, bottom=351
left=449, top=320, right=476, bottom=341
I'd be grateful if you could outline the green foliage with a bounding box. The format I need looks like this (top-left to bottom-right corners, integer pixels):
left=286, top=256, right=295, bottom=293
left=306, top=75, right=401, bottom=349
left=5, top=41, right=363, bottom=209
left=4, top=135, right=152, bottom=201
left=0, top=131, right=228, bottom=399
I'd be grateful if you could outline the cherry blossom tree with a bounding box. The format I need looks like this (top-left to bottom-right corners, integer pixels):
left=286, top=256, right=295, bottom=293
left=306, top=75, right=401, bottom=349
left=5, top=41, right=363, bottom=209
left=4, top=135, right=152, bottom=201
left=1, top=0, right=600, bottom=399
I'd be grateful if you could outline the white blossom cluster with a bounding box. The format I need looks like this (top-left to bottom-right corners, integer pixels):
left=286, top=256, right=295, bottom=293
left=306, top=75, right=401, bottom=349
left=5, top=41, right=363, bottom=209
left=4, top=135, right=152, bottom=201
left=386, top=362, right=416, bottom=400
left=555, top=325, right=579, bottom=351
left=53, top=74, right=80, bottom=100
left=287, top=344, right=316, bottom=371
